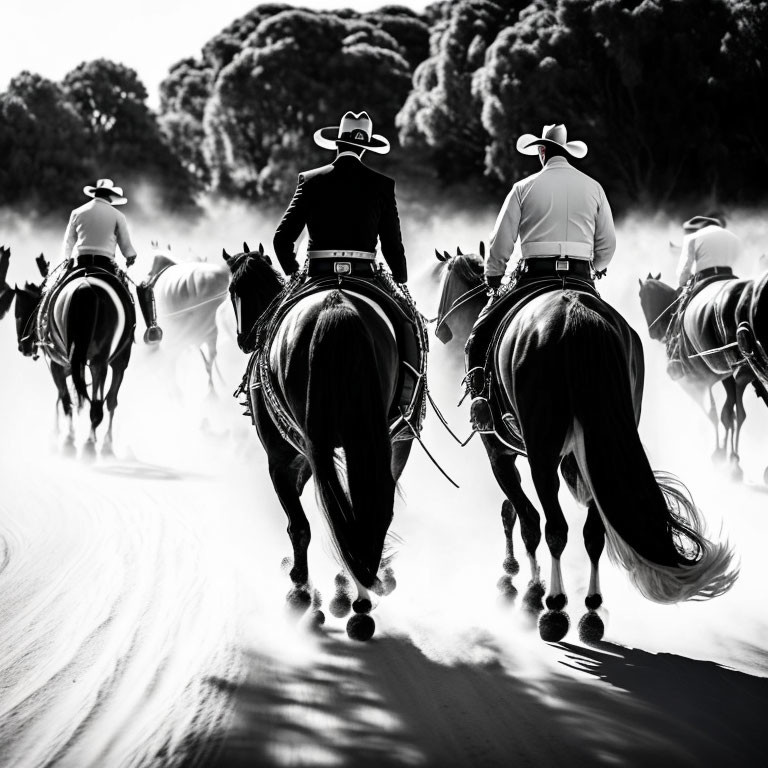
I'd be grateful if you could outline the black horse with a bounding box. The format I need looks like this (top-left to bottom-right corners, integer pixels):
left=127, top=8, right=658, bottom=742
left=14, top=262, right=134, bottom=457
left=224, top=244, right=413, bottom=641
left=639, top=273, right=768, bottom=482
left=436, top=253, right=737, bottom=643
left=0, top=246, right=13, bottom=320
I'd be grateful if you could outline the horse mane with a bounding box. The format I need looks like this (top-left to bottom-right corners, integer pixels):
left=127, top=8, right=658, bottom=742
left=229, top=251, right=285, bottom=303
left=449, top=253, right=484, bottom=285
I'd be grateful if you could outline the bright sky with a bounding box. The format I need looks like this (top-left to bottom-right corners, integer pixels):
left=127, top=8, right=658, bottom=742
left=1, top=0, right=431, bottom=109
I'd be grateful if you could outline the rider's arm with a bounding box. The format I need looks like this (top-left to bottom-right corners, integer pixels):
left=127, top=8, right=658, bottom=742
left=676, top=236, right=695, bottom=286
left=115, top=212, right=138, bottom=265
left=487, top=185, right=521, bottom=279
left=379, top=178, right=407, bottom=283
left=273, top=176, right=308, bottom=276
left=62, top=212, right=76, bottom=261
left=593, top=186, right=616, bottom=271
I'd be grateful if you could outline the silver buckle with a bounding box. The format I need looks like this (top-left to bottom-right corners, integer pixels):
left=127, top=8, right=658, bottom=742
left=555, top=259, right=569, bottom=272
left=334, top=262, right=351, bottom=275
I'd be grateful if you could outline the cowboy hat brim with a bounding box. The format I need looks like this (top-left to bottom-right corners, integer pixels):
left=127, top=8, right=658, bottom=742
left=313, top=127, right=390, bottom=155
left=683, top=215, right=723, bottom=232
left=516, top=134, right=588, bottom=159
left=84, top=185, right=127, bottom=205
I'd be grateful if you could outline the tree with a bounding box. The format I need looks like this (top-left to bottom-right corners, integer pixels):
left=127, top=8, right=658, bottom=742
left=203, top=9, right=413, bottom=199
left=0, top=72, right=90, bottom=212
left=63, top=59, right=198, bottom=212
left=396, top=0, right=530, bottom=181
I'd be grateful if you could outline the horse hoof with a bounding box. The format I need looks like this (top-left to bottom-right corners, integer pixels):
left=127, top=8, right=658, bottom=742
left=496, top=575, right=518, bottom=606
left=523, top=581, right=546, bottom=615
left=538, top=610, right=570, bottom=642
left=304, top=609, right=326, bottom=634
left=334, top=572, right=351, bottom=590
left=730, top=464, right=744, bottom=483
left=578, top=611, right=605, bottom=644
left=352, top=598, right=372, bottom=614
left=545, top=593, right=568, bottom=611
left=286, top=586, right=311, bottom=615
left=503, top=555, right=520, bottom=576
left=81, top=443, right=97, bottom=463
left=101, top=444, right=115, bottom=460
left=381, top=574, right=397, bottom=596
left=711, top=448, right=726, bottom=465
left=585, top=593, right=603, bottom=610
left=329, top=594, right=352, bottom=618
left=347, top=614, right=375, bottom=642
left=62, top=440, right=77, bottom=458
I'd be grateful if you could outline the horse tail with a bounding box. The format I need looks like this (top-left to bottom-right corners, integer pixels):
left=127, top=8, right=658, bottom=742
left=67, top=283, right=99, bottom=409
left=305, top=291, right=394, bottom=590
left=564, top=295, right=737, bottom=603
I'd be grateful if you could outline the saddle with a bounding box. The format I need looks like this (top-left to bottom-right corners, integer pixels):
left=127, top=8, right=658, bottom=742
left=484, top=275, right=599, bottom=453
left=238, top=266, right=429, bottom=454
left=666, top=273, right=740, bottom=377
left=35, top=264, right=135, bottom=366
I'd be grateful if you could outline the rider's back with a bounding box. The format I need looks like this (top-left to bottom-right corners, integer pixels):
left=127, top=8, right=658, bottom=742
left=64, top=199, right=132, bottom=260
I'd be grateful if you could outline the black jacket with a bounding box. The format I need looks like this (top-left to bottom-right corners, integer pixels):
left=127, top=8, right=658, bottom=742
left=273, top=155, right=408, bottom=283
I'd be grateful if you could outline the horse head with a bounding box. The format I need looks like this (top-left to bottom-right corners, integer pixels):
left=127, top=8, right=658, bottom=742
left=0, top=245, right=13, bottom=320
left=638, top=272, right=676, bottom=341
left=434, top=249, right=486, bottom=345
left=223, top=242, right=284, bottom=352
left=14, top=281, right=42, bottom=356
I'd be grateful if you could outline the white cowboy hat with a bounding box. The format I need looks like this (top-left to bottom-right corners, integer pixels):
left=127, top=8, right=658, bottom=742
left=314, top=111, right=390, bottom=154
left=83, top=178, right=127, bottom=206
left=516, top=124, right=588, bottom=159
left=683, top=215, right=724, bottom=232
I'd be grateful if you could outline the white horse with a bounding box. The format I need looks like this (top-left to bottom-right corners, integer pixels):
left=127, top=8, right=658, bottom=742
left=145, top=243, right=231, bottom=394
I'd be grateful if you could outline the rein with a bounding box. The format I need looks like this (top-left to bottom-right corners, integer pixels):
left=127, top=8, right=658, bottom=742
left=687, top=341, right=740, bottom=359
left=434, top=283, right=486, bottom=332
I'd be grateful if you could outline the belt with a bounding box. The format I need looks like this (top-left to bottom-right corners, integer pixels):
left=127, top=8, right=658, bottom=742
left=521, top=241, right=593, bottom=259
left=307, top=250, right=375, bottom=261
left=307, top=258, right=375, bottom=277
left=695, top=266, right=733, bottom=280
left=522, top=257, right=592, bottom=279
left=76, top=254, right=116, bottom=269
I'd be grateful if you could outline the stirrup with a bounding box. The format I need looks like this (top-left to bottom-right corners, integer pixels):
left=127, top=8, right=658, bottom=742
left=143, top=324, right=163, bottom=344
left=470, top=396, right=495, bottom=433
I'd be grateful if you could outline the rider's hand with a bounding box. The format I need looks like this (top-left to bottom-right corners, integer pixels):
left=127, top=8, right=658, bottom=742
left=485, top=275, right=502, bottom=290
left=126, top=255, right=136, bottom=268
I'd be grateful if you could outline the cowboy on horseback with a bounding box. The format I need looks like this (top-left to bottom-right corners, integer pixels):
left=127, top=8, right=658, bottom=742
left=666, top=213, right=740, bottom=379
left=273, top=111, right=408, bottom=286
left=465, top=123, right=616, bottom=431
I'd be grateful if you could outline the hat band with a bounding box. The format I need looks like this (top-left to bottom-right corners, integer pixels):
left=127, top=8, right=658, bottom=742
left=338, top=129, right=370, bottom=143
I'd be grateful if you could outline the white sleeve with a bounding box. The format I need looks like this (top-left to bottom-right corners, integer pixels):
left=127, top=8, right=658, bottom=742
left=487, top=186, right=521, bottom=278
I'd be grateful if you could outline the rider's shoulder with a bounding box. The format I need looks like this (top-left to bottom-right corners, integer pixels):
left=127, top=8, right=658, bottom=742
left=298, top=164, right=334, bottom=184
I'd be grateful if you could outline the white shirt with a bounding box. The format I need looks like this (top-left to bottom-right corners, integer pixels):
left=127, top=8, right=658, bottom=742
left=676, top=225, right=740, bottom=286
left=62, top=198, right=137, bottom=262
left=487, top=156, right=616, bottom=278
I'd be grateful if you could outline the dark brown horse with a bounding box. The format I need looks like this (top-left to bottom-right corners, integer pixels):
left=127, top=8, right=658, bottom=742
left=14, top=264, right=134, bottom=458
left=224, top=244, right=413, bottom=641
left=0, top=246, right=13, bottom=320
left=638, top=273, right=768, bottom=482
left=436, top=253, right=737, bottom=643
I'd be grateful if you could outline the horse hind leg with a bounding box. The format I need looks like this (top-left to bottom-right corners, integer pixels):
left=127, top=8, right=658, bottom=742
left=721, top=377, right=743, bottom=481
left=102, top=360, right=127, bottom=458
left=527, top=434, right=571, bottom=642
left=51, top=363, right=75, bottom=456
left=82, top=362, right=107, bottom=462
left=578, top=503, right=606, bottom=643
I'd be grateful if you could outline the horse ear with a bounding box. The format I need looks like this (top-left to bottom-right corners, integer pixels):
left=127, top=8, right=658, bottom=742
left=258, top=243, right=264, bottom=255
left=443, top=250, right=450, bottom=261
left=479, top=241, right=485, bottom=257
left=264, top=255, right=272, bottom=265
left=457, top=246, right=463, bottom=256
left=434, top=249, right=443, bottom=262
left=654, top=272, right=661, bottom=280
left=646, top=272, right=653, bottom=279
left=638, top=278, right=643, bottom=287
left=167, top=244, right=171, bottom=251
left=243, top=241, right=250, bottom=254
left=222, top=248, right=231, bottom=262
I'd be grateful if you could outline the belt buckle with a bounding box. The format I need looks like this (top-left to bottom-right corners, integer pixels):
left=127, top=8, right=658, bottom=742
left=334, top=261, right=351, bottom=275
left=555, top=258, right=569, bottom=272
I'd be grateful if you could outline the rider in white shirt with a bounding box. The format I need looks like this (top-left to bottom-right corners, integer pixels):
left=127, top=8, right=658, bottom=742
left=676, top=215, right=739, bottom=287
left=466, top=124, right=616, bottom=431
left=62, top=178, right=137, bottom=271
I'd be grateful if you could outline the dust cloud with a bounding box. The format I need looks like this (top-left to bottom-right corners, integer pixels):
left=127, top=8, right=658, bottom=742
left=1, top=191, right=767, bottom=767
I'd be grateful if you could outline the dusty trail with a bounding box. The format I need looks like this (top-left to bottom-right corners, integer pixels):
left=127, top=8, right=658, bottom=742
left=1, top=213, right=768, bottom=766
